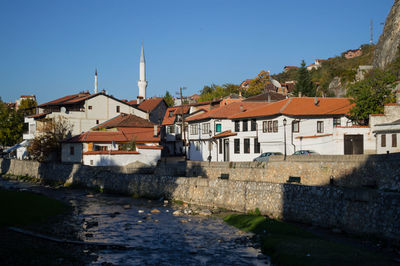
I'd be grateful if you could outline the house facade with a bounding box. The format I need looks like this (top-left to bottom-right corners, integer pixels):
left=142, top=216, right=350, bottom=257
left=61, top=113, right=162, bottom=166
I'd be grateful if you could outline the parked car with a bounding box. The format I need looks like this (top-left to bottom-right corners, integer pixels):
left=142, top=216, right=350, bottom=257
left=292, top=150, right=319, bottom=155
left=253, top=152, right=283, bottom=162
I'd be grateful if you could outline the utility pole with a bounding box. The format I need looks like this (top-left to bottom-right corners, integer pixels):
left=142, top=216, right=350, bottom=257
left=176, top=87, right=187, bottom=159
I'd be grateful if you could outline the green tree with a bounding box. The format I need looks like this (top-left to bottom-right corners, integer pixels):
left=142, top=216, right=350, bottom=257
left=163, top=91, right=175, bottom=107
left=294, top=60, right=315, bottom=97
left=18, top=98, right=37, bottom=116
left=347, top=68, right=396, bottom=125
left=0, top=100, right=24, bottom=147
left=245, top=70, right=270, bottom=97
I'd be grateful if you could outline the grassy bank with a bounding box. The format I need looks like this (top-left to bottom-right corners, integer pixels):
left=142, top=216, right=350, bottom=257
left=0, top=188, right=87, bottom=265
left=224, top=214, right=397, bottom=266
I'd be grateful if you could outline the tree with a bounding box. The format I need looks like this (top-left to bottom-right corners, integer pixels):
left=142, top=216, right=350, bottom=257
left=28, top=116, right=73, bottom=161
left=18, top=98, right=37, bottom=116
left=198, top=83, right=240, bottom=102
left=0, top=99, right=24, bottom=147
left=347, top=68, right=395, bottom=125
left=163, top=91, right=175, bottom=107
left=294, top=60, right=315, bottom=97
left=245, top=70, right=270, bottom=97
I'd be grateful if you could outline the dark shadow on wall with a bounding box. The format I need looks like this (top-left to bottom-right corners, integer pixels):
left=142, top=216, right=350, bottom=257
left=280, top=153, right=400, bottom=242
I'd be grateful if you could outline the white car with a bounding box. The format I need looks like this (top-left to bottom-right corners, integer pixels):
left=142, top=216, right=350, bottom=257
left=253, top=152, right=283, bottom=162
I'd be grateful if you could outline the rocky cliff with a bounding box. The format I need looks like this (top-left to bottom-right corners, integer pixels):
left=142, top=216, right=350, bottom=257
left=373, top=0, right=400, bottom=69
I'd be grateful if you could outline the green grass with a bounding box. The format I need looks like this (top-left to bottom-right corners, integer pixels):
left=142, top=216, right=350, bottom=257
left=0, top=189, right=68, bottom=228
left=224, top=214, right=397, bottom=266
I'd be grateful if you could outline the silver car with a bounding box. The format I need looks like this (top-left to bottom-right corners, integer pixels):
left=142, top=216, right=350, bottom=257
left=253, top=152, right=283, bottom=162
left=292, top=150, right=319, bottom=155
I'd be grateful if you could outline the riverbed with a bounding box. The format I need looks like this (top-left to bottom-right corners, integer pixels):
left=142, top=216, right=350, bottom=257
left=0, top=179, right=268, bottom=265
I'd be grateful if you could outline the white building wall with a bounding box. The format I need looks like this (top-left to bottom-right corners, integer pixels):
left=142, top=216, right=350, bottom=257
left=82, top=149, right=161, bottom=166
left=61, top=143, right=83, bottom=163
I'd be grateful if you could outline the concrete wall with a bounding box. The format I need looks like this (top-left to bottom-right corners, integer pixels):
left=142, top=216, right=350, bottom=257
left=1, top=157, right=399, bottom=241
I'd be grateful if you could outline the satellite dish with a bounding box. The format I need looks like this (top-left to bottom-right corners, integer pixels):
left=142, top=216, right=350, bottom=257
left=60, top=107, right=66, bottom=113
left=270, top=78, right=282, bottom=89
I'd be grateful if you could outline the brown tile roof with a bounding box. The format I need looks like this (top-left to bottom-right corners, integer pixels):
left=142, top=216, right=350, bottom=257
left=38, top=92, right=93, bottom=107
left=83, top=150, right=140, bottom=155
left=186, top=102, right=268, bottom=122
left=93, top=113, right=155, bottom=129
left=213, top=130, right=237, bottom=139
left=295, top=134, right=332, bottom=139
left=230, top=97, right=354, bottom=119
left=27, top=112, right=48, bottom=119
left=128, top=100, right=137, bottom=105
left=137, top=98, right=164, bottom=112
left=162, top=106, right=191, bottom=125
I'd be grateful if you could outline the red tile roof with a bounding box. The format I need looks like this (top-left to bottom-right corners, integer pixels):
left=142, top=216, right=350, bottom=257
left=186, top=102, right=268, bottom=122
left=137, top=145, right=163, bottom=150
left=27, top=112, right=48, bottom=119
left=162, top=106, right=191, bottom=125
left=128, top=100, right=137, bottom=105
left=119, top=127, right=160, bottom=143
left=213, top=130, right=237, bottom=139
left=93, top=113, right=155, bottom=129
left=83, top=150, right=140, bottom=155
left=230, top=97, right=354, bottom=119
left=138, top=98, right=164, bottom=112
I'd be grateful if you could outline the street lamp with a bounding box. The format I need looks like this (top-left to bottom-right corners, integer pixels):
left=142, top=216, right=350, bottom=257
left=283, top=118, right=287, bottom=160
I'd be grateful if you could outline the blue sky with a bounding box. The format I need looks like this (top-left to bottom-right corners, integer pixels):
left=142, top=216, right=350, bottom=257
left=0, top=0, right=394, bottom=104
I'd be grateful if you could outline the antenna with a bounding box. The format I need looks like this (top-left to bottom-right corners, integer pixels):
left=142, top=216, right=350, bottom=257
left=370, top=19, right=373, bottom=44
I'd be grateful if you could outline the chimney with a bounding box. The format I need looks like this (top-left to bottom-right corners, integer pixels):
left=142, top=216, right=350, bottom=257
left=240, top=104, right=243, bottom=112
left=268, top=93, right=271, bottom=102
left=314, top=96, right=319, bottom=106
left=137, top=96, right=143, bottom=104
left=154, top=125, right=158, bottom=137
left=298, top=91, right=302, bottom=98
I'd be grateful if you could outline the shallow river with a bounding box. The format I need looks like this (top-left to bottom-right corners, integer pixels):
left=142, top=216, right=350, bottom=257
left=1, top=179, right=268, bottom=265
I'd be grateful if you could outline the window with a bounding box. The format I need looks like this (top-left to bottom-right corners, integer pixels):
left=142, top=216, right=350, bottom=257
left=333, top=118, right=340, bottom=127
left=234, top=121, right=240, bottom=132
left=263, top=120, right=278, bottom=133
left=244, top=139, right=250, bottom=153
left=95, top=145, right=108, bottom=151
left=234, top=139, right=240, bottom=153
left=69, top=146, right=74, bottom=155
left=215, top=123, right=222, bottom=133
left=219, top=139, right=223, bottom=154
left=392, top=134, right=397, bottom=147
left=317, top=121, right=324, bottom=133
left=190, top=124, right=198, bottom=135
left=169, top=111, right=174, bottom=117
left=381, top=134, right=386, bottom=147
left=251, top=120, right=257, bottom=131
left=273, top=121, right=278, bottom=133
left=90, top=160, right=93, bottom=166
left=96, top=120, right=99, bottom=125
left=167, top=125, right=175, bottom=134
left=292, top=121, right=299, bottom=133
left=88, top=105, right=92, bottom=110
left=116, top=106, right=120, bottom=113
left=254, top=138, right=260, bottom=153
left=242, top=120, right=248, bottom=132
left=202, top=123, right=210, bottom=135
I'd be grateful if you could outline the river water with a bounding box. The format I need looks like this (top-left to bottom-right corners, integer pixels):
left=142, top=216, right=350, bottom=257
left=0, top=179, right=268, bottom=265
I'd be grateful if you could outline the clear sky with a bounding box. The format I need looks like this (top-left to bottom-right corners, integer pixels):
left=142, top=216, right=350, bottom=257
left=0, top=0, right=394, bottom=104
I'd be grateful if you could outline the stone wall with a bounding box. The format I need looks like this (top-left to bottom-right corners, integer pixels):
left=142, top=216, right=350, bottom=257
left=1, top=158, right=399, bottom=241
left=179, top=154, right=400, bottom=192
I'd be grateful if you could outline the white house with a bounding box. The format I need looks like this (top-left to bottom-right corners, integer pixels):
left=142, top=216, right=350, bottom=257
left=61, top=113, right=162, bottom=166
left=185, top=97, right=375, bottom=162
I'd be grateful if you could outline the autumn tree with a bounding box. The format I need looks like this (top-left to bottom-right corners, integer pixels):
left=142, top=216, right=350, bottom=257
left=18, top=98, right=37, bottom=116
left=0, top=99, right=24, bottom=147
left=28, top=116, right=73, bottom=161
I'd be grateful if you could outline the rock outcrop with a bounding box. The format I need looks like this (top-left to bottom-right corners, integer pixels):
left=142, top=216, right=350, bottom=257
left=373, top=0, right=400, bottom=69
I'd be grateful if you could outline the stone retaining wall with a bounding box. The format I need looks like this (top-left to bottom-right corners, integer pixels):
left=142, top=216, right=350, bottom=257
left=1, top=158, right=399, bottom=241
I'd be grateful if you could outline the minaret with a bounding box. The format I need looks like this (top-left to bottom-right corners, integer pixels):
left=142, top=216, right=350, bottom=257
left=94, top=69, right=98, bottom=94
left=137, top=45, right=148, bottom=101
